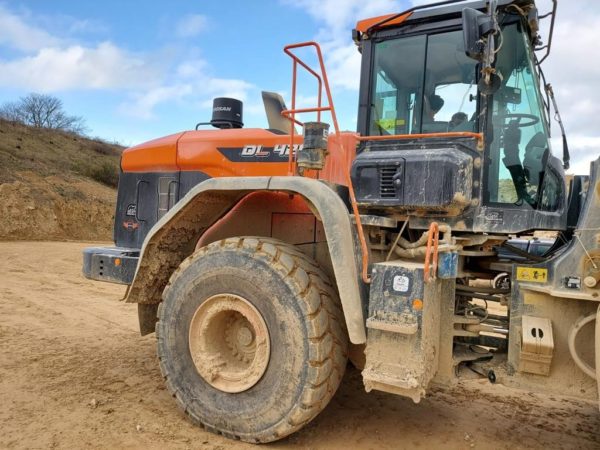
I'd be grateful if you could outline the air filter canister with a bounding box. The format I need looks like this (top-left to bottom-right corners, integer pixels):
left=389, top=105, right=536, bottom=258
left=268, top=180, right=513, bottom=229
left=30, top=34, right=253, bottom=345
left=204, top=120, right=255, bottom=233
left=297, top=122, right=329, bottom=171
left=211, top=97, right=243, bottom=129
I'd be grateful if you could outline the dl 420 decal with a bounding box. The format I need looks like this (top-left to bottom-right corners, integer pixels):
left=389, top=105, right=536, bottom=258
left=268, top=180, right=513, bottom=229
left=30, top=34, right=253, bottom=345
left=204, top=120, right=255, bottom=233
left=218, top=144, right=303, bottom=162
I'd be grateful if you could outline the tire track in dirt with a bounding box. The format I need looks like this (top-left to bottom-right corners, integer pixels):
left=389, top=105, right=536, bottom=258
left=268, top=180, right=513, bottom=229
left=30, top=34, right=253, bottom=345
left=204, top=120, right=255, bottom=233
left=0, top=241, right=598, bottom=449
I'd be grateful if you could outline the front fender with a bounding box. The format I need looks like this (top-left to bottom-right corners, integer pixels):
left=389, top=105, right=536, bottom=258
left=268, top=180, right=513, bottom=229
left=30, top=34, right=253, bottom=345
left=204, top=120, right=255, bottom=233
left=126, top=176, right=366, bottom=344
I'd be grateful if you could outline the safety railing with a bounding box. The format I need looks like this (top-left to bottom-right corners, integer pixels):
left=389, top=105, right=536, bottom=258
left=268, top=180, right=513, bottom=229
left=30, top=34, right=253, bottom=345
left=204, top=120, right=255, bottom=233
left=281, top=41, right=371, bottom=283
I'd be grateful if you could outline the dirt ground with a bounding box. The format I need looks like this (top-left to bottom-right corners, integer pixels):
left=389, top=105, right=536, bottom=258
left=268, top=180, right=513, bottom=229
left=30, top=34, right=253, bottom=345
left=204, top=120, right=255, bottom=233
left=1, top=241, right=599, bottom=450
left=0, top=173, right=115, bottom=241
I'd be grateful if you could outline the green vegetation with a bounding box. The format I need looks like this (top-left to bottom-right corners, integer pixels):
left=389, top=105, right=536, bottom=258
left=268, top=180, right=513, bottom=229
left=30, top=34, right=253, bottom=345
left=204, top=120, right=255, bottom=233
left=86, top=161, right=120, bottom=188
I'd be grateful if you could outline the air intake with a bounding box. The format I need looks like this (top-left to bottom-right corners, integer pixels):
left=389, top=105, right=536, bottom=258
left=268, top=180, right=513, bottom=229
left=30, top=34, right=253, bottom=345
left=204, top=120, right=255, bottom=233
left=379, top=166, right=398, bottom=198
left=211, top=97, right=243, bottom=129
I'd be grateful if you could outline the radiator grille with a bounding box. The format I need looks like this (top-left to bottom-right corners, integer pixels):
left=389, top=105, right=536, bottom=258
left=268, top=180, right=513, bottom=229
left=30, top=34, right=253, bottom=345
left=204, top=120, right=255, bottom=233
left=379, top=166, right=398, bottom=198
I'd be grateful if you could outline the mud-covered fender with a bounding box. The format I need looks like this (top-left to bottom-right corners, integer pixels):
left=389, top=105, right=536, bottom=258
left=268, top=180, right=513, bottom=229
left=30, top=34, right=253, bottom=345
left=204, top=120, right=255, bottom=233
left=126, top=176, right=366, bottom=344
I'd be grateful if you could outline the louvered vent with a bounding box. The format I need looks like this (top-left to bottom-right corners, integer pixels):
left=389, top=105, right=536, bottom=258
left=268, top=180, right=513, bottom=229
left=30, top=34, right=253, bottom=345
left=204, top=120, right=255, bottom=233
left=379, top=166, right=398, bottom=198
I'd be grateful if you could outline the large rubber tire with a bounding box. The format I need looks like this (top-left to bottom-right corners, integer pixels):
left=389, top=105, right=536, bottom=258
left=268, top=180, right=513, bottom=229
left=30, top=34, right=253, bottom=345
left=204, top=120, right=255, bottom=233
left=157, top=237, right=348, bottom=443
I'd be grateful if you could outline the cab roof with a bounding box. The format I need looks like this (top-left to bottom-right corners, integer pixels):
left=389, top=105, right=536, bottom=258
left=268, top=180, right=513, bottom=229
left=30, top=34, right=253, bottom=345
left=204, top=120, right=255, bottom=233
left=355, top=0, right=534, bottom=34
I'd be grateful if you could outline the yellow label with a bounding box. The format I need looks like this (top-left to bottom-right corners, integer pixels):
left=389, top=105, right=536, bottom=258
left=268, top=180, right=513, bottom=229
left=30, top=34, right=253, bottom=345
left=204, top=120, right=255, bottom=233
left=375, top=118, right=406, bottom=131
left=376, top=118, right=395, bottom=130
left=516, top=267, right=548, bottom=283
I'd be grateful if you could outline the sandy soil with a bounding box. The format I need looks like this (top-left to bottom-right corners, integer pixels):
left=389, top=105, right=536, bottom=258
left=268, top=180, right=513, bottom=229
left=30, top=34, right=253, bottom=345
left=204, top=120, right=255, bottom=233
left=0, top=173, right=115, bottom=241
left=1, top=241, right=599, bottom=450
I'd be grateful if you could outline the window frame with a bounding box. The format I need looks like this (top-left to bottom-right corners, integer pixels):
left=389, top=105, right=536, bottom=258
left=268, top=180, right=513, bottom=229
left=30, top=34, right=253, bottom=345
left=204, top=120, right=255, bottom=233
left=365, top=25, right=480, bottom=139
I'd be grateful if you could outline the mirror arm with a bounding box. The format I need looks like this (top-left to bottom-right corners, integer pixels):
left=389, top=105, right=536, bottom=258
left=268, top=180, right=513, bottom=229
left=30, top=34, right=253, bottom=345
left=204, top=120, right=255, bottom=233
left=474, top=1, right=503, bottom=96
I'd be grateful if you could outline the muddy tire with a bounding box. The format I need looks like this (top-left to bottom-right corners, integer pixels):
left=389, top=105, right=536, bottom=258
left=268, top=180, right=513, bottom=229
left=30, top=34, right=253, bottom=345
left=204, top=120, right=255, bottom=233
left=156, top=237, right=348, bottom=443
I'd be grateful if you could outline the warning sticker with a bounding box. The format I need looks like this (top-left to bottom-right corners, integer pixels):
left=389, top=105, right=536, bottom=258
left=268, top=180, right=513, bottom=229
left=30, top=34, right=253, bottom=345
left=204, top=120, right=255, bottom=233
left=516, top=267, right=548, bottom=283
left=392, top=275, right=410, bottom=293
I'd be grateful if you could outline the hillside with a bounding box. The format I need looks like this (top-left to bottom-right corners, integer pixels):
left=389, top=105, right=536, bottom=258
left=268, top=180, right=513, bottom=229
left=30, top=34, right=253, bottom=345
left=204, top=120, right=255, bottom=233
left=0, top=119, right=123, bottom=241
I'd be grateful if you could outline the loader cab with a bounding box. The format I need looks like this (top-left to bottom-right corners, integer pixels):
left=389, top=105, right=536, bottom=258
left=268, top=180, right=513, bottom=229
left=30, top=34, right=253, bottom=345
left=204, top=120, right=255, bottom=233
left=351, top=0, right=567, bottom=234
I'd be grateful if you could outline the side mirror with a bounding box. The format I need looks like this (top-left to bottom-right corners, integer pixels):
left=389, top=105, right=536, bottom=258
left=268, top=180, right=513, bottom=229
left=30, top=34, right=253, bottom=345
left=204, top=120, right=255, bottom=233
left=462, top=7, right=495, bottom=61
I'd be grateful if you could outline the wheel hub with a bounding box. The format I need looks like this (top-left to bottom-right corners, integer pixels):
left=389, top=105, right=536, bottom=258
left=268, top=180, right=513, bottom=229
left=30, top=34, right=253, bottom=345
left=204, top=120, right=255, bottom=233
left=188, top=294, right=270, bottom=393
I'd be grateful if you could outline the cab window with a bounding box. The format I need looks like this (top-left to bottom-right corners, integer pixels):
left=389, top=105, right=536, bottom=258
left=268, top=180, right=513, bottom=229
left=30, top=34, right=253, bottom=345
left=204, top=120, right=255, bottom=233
left=369, top=30, right=478, bottom=136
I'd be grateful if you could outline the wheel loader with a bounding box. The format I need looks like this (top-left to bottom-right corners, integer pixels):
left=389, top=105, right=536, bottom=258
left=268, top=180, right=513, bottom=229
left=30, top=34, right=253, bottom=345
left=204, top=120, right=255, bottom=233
left=83, top=0, right=600, bottom=443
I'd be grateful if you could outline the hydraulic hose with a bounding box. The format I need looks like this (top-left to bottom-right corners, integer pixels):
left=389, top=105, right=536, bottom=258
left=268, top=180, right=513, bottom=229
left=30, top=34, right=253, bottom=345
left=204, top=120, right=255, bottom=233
left=393, top=244, right=460, bottom=259
left=394, top=224, right=452, bottom=250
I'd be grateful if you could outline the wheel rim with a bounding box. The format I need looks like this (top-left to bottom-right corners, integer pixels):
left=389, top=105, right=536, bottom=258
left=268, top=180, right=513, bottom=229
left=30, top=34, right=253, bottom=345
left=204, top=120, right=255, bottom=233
left=188, top=294, right=270, bottom=393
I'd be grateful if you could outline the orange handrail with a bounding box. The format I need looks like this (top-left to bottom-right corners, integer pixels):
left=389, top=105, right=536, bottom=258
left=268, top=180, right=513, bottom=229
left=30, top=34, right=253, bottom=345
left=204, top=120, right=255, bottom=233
left=282, top=41, right=371, bottom=283
left=424, top=222, right=440, bottom=283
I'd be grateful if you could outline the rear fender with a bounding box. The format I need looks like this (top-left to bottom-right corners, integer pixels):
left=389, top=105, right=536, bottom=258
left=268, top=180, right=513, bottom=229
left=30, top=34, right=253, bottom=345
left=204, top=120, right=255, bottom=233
left=126, top=176, right=367, bottom=344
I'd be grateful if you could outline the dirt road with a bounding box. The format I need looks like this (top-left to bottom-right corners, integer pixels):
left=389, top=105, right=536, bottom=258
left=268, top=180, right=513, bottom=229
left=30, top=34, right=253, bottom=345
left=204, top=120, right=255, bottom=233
left=1, top=241, right=599, bottom=449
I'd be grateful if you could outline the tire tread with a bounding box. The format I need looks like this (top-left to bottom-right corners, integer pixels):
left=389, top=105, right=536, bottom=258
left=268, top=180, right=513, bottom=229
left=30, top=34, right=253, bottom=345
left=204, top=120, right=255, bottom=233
left=157, top=236, right=348, bottom=443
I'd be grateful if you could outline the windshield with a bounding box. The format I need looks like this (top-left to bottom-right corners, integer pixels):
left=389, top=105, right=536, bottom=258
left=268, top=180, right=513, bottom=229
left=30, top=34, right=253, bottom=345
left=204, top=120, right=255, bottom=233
left=369, top=30, right=478, bottom=136
left=485, top=21, right=553, bottom=208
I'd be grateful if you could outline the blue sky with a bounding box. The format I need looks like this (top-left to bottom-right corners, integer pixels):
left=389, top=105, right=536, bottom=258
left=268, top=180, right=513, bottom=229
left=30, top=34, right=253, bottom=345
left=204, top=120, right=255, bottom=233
left=0, top=0, right=598, bottom=174
left=0, top=0, right=377, bottom=145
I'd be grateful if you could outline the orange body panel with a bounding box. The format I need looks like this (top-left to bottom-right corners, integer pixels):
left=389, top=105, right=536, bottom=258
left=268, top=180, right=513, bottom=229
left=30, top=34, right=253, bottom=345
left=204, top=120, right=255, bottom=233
left=197, top=191, right=316, bottom=248
left=355, top=12, right=412, bottom=33
left=177, top=128, right=302, bottom=177
left=120, top=128, right=358, bottom=186
left=121, top=132, right=183, bottom=172
left=322, top=132, right=358, bottom=185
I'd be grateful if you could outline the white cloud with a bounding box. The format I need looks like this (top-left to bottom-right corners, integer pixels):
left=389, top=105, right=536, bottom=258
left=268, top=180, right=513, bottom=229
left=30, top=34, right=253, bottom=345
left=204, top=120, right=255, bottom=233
left=176, top=14, right=209, bottom=38
left=284, top=0, right=404, bottom=91
left=288, top=0, right=400, bottom=39
left=536, top=0, right=600, bottom=173
left=552, top=135, right=600, bottom=175
left=0, top=4, right=60, bottom=51
left=0, top=42, right=159, bottom=91
left=176, top=59, right=208, bottom=78
left=0, top=5, right=254, bottom=121
left=321, top=42, right=362, bottom=91
left=121, top=59, right=254, bottom=119
left=540, top=8, right=600, bottom=138
left=119, top=85, right=192, bottom=119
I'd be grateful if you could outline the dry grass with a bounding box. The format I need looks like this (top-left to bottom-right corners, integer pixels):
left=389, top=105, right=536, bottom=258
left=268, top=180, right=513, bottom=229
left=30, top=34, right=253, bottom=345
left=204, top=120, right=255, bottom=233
left=0, top=119, right=125, bottom=240
left=0, top=119, right=123, bottom=185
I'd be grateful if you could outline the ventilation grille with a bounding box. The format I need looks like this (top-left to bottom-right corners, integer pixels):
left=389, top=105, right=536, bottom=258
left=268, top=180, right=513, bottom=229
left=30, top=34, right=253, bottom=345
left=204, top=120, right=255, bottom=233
left=379, top=166, right=398, bottom=198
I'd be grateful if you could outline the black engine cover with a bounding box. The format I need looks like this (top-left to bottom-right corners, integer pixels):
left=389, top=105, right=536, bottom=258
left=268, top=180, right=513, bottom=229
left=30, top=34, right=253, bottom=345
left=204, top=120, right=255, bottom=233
left=351, top=147, right=473, bottom=214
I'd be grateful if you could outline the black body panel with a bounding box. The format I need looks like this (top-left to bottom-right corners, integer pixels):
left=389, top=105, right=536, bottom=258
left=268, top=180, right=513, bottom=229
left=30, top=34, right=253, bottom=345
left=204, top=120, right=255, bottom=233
left=350, top=138, right=566, bottom=233
left=351, top=145, right=473, bottom=212
left=179, top=171, right=211, bottom=199
left=113, top=170, right=210, bottom=249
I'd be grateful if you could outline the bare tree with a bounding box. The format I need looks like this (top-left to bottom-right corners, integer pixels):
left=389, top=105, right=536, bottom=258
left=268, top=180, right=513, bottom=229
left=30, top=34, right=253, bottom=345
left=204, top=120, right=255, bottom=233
left=0, top=93, right=87, bottom=134
left=0, top=101, right=25, bottom=123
